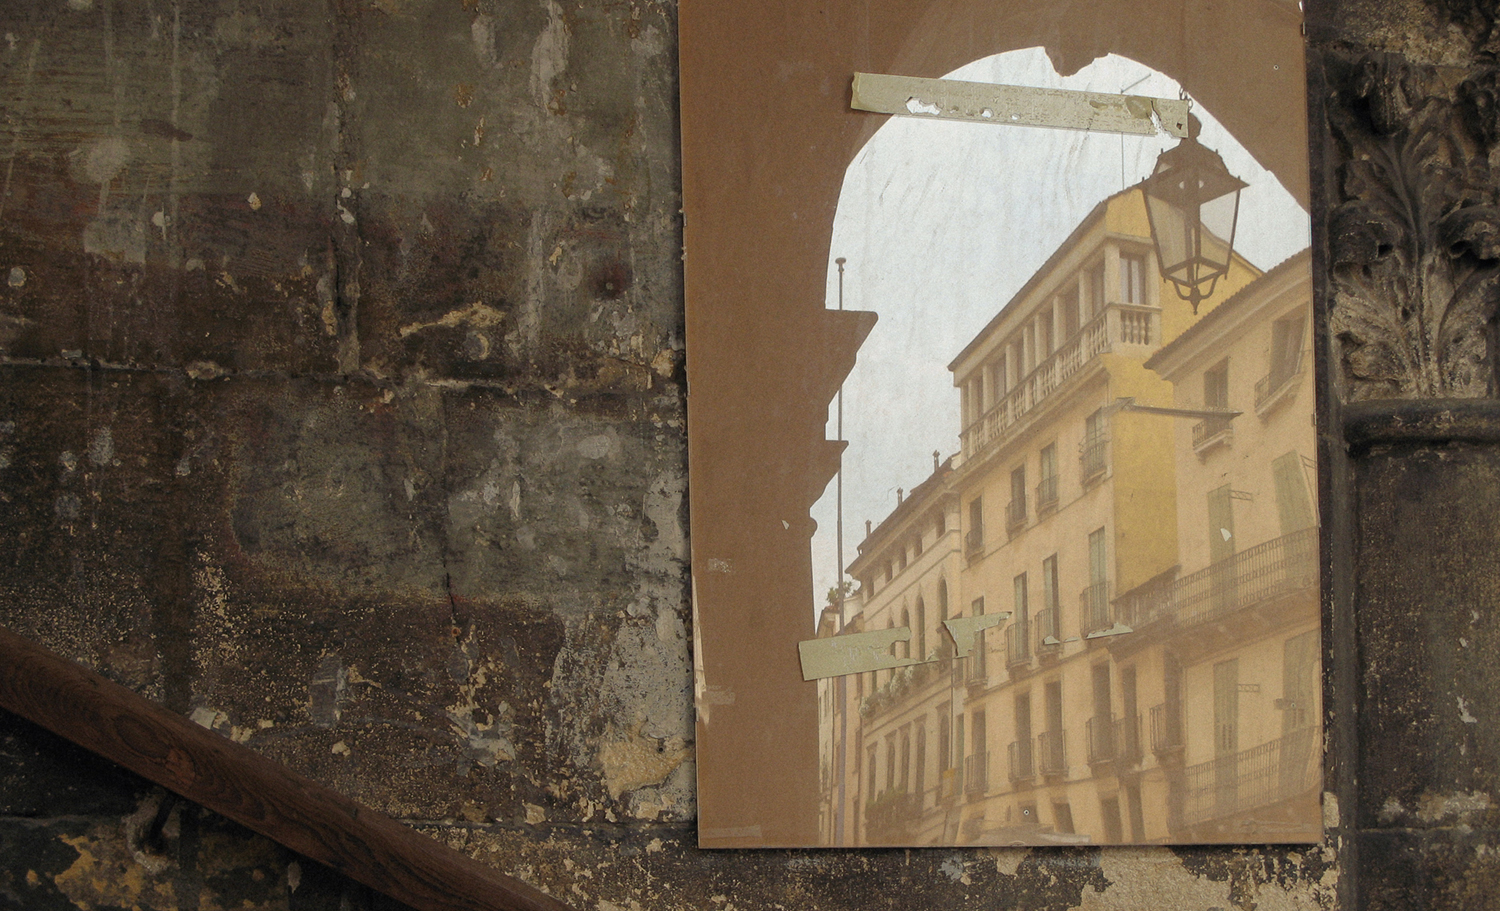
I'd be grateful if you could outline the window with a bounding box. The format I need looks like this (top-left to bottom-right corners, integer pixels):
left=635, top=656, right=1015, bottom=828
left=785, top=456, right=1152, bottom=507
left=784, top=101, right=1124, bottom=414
left=1007, top=465, right=1027, bottom=531
left=1081, top=409, right=1108, bottom=481
left=1038, top=309, right=1054, bottom=356
left=899, top=726, right=911, bottom=793
left=1039, top=553, right=1061, bottom=644
left=1282, top=630, right=1318, bottom=732
left=967, top=497, right=984, bottom=553
left=1009, top=572, right=1030, bottom=664
left=1088, top=260, right=1106, bottom=318
left=1053, top=801, right=1075, bottom=834
left=1269, top=311, right=1305, bottom=385
left=915, top=597, right=927, bottom=661
left=1037, top=443, right=1058, bottom=511
left=936, top=510, right=947, bottom=537
left=1084, top=527, right=1109, bottom=633
left=900, top=608, right=911, bottom=659
left=1195, top=359, right=1233, bottom=449
left=1119, top=252, right=1146, bottom=304
left=1205, top=359, right=1230, bottom=411
left=886, top=736, right=897, bottom=791
left=1273, top=450, right=1316, bottom=534
left=970, top=597, right=987, bottom=679
left=1061, top=286, right=1081, bottom=338
left=938, top=707, right=952, bottom=773
left=914, top=721, right=927, bottom=807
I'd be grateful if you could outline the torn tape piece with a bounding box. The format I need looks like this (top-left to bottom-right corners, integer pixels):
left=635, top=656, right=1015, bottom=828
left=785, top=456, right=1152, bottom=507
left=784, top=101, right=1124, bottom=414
left=943, top=612, right=1010, bottom=658
left=798, top=627, right=924, bottom=681
left=851, top=72, right=1190, bottom=138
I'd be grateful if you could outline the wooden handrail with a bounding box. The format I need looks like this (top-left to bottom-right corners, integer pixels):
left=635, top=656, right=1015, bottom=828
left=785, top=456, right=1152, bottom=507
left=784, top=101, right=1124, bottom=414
left=0, top=624, right=571, bottom=911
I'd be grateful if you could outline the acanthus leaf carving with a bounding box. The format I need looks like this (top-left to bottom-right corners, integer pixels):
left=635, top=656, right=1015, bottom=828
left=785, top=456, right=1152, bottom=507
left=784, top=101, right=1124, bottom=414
left=1327, top=53, right=1500, bottom=401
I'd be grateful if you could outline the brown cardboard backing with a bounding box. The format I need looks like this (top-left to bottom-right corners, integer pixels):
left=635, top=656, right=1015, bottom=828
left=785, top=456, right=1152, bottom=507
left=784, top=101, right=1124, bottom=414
left=682, top=0, right=1314, bottom=848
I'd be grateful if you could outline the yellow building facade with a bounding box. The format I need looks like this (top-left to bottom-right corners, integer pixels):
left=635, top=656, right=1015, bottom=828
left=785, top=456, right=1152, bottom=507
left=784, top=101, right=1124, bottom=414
left=815, top=186, right=1317, bottom=846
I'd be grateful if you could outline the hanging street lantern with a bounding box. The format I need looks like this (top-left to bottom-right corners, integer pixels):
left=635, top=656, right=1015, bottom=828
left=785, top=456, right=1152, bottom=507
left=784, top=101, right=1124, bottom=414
left=1141, top=115, right=1247, bottom=314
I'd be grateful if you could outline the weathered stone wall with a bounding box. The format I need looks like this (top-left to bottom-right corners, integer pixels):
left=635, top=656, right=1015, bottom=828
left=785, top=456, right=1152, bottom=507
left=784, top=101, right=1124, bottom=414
left=0, top=0, right=1496, bottom=908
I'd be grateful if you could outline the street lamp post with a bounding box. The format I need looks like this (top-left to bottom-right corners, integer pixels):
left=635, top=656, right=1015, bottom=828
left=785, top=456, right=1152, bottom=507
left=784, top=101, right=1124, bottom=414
left=1141, top=115, right=1247, bottom=314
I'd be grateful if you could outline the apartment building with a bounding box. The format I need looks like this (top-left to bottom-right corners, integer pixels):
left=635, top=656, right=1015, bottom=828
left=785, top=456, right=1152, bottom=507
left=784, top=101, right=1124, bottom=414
left=815, top=184, right=1320, bottom=846
left=1114, top=249, right=1319, bottom=842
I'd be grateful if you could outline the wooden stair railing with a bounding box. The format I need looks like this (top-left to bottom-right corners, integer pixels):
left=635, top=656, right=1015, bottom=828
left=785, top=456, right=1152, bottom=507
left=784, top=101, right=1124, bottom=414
left=0, top=624, right=572, bottom=911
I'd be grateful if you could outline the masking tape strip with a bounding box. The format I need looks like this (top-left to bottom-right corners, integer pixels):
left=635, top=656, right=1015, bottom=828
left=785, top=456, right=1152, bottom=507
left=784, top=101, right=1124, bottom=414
left=851, top=72, right=1190, bottom=138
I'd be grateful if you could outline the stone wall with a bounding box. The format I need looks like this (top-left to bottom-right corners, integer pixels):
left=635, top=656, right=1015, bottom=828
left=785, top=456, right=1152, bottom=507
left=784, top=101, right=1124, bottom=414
left=0, top=0, right=1497, bottom=908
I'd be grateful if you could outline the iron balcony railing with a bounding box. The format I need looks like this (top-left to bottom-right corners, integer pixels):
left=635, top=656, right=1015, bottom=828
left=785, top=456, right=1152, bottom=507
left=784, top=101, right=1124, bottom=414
left=966, top=526, right=985, bottom=555
left=1191, top=414, right=1234, bottom=451
left=1178, top=727, right=1321, bottom=827
left=1114, top=527, right=1318, bottom=631
left=1033, top=608, right=1061, bottom=652
left=1035, top=475, right=1059, bottom=513
left=1037, top=730, right=1067, bottom=777
left=965, top=751, right=990, bottom=796
left=1079, top=436, right=1108, bottom=483
left=1008, top=739, right=1035, bottom=782
left=1086, top=714, right=1116, bottom=764
left=1005, top=621, right=1031, bottom=667
left=1150, top=700, right=1185, bottom=754
left=1080, top=580, right=1111, bottom=636
left=1255, top=356, right=1303, bottom=410
left=958, top=305, right=1157, bottom=461
left=967, top=633, right=989, bottom=686
left=1006, top=497, right=1027, bottom=533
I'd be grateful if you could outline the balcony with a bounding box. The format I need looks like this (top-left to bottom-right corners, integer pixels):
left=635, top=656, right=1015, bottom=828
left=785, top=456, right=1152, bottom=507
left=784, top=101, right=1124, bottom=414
left=1079, top=436, right=1108, bottom=484
left=1179, top=727, right=1321, bottom=828
left=965, top=751, right=990, bottom=797
left=1037, top=730, right=1067, bottom=777
left=1191, top=414, right=1234, bottom=454
left=966, top=635, right=989, bottom=688
left=966, top=526, right=985, bottom=556
left=959, top=305, right=1158, bottom=462
left=1254, top=357, right=1302, bottom=413
left=1086, top=714, right=1117, bottom=764
left=1005, top=497, right=1027, bottom=534
left=1005, top=621, right=1031, bottom=668
left=1035, top=475, right=1059, bottom=513
left=1150, top=700, right=1185, bottom=755
left=1080, top=580, right=1111, bottom=636
left=1008, top=739, right=1035, bottom=782
left=1033, top=608, right=1061, bottom=654
left=1114, top=527, right=1318, bottom=633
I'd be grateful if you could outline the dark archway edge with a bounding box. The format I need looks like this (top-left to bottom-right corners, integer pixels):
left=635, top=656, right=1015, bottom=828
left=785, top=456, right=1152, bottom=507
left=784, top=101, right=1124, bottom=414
left=682, top=0, right=1310, bottom=845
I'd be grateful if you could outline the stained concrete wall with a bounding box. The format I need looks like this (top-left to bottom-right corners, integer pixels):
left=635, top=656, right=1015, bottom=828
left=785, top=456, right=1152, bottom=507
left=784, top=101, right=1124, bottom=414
left=0, top=0, right=1495, bottom=908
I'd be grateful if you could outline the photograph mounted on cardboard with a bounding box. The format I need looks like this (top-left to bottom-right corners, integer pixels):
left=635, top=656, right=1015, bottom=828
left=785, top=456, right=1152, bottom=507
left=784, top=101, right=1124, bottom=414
left=682, top=0, right=1318, bottom=848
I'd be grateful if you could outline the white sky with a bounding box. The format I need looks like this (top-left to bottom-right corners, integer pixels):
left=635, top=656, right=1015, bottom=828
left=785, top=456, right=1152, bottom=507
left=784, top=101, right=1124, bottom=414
left=809, top=48, right=1311, bottom=614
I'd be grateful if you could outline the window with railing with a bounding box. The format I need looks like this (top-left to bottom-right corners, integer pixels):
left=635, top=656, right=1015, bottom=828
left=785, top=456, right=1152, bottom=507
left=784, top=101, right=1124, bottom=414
left=1081, top=581, right=1111, bottom=636
left=964, top=751, right=989, bottom=796
left=1008, top=739, right=1035, bottom=782
left=1087, top=714, right=1117, bottom=764
left=1255, top=311, right=1305, bottom=411
left=1034, top=607, right=1060, bottom=652
left=1194, top=359, right=1233, bottom=451
left=1081, top=409, right=1108, bottom=482
left=1007, top=573, right=1031, bottom=666
left=1150, top=700, right=1185, bottom=754
left=966, top=497, right=984, bottom=555
left=1037, top=443, right=1059, bottom=513
left=1038, top=730, right=1067, bottom=776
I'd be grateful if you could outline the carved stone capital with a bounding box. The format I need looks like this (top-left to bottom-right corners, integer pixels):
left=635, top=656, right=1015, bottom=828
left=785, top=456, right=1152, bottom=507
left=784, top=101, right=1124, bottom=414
left=1324, top=50, right=1500, bottom=400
